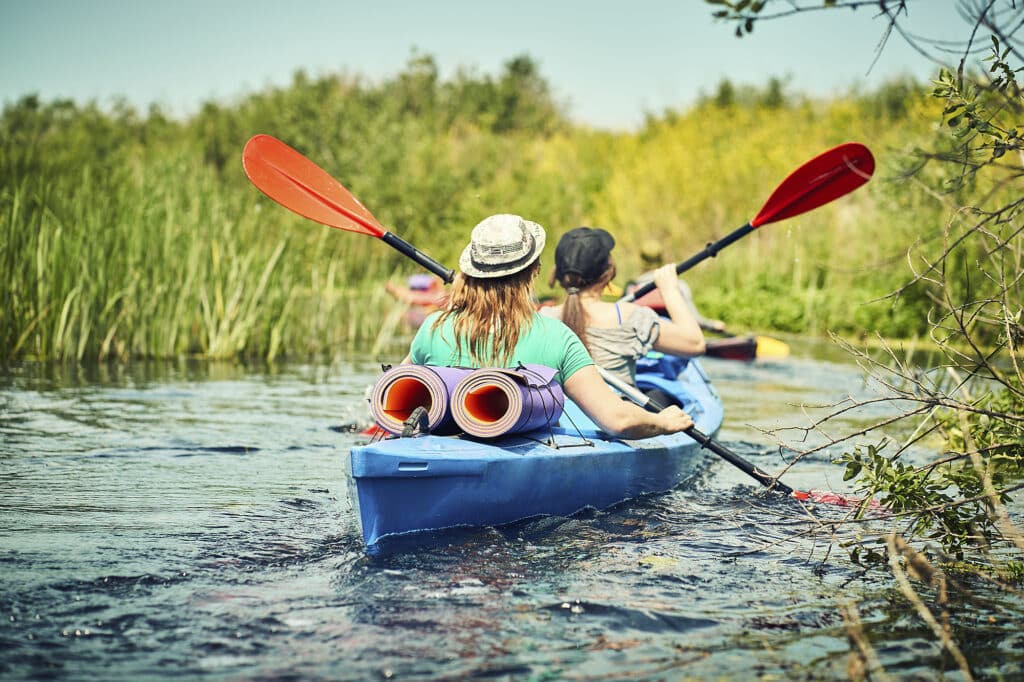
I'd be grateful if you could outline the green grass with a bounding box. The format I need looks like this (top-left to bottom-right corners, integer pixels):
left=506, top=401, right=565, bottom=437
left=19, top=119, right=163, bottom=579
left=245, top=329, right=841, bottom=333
left=4, top=70, right=1010, bottom=362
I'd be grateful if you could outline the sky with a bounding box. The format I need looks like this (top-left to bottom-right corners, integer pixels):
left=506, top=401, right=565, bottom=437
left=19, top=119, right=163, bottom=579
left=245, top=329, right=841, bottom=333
left=0, top=1, right=978, bottom=130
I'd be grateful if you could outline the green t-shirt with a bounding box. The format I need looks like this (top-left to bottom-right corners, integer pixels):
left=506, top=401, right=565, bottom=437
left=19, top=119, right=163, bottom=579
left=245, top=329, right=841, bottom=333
left=409, top=311, right=593, bottom=385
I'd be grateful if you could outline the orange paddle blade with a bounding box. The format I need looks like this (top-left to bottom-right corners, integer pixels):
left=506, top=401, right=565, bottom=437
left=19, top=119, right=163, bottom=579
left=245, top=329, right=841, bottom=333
left=242, top=134, right=385, bottom=237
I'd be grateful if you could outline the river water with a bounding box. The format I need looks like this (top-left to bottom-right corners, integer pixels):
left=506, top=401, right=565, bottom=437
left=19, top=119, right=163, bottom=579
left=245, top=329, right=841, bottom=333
left=2, top=341, right=1021, bottom=681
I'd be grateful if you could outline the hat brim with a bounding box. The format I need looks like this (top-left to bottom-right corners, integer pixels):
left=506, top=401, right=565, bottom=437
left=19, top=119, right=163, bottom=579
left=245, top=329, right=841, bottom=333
left=458, top=220, right=546, bottom=278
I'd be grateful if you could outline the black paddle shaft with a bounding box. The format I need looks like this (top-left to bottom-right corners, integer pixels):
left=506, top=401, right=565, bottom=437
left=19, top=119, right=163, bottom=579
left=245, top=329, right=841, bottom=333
left=634, top=379, right=795, bottom=496
left=622, top=223, right=755, bottom=302
left=381, top=231, right=455, bottom=283
left=684, top=426, right=795, bottom=495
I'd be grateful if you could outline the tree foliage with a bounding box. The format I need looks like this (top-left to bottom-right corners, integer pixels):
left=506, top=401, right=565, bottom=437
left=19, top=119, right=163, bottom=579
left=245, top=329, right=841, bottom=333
left=707, top=1, right=1023, bottom=675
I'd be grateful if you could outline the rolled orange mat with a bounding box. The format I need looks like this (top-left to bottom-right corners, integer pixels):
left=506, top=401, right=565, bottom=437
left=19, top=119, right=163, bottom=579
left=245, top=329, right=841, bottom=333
left=369, top=365, right=473, bottom=435
left=451, top=364, right=564, bottom=439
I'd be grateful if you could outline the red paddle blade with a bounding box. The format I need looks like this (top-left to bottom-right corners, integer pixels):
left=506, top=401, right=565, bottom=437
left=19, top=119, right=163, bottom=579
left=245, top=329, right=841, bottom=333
left=751, top=142, right=875, bottom=228
left=242, top=134, right=386, bottom=237
left=792, top=489, right=884, bottom=509
left=360, top=423, right=387, bottom=438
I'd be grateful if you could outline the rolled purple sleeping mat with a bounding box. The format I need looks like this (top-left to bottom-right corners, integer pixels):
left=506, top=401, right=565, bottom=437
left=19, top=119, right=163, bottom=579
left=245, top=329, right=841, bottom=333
left=369, top=365, right=473, bottom=435
left=451, top=364, right=565, bottom=439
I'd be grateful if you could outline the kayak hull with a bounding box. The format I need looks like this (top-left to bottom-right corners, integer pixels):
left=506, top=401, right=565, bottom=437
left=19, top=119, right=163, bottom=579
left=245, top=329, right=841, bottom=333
left=705, top=335, right=758, bottom=361
left=348, top=359, right=723, bottom=552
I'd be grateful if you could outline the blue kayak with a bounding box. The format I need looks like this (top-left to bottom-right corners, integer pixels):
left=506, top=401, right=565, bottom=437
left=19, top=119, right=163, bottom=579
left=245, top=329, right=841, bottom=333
left=348, top=357, right=723, bottom=553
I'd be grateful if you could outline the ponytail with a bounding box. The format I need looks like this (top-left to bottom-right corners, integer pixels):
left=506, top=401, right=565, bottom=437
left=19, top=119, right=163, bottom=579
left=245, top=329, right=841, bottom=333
left=559, top=275, right=590, bottom=352
left=555, top=260, right=615, bottom=352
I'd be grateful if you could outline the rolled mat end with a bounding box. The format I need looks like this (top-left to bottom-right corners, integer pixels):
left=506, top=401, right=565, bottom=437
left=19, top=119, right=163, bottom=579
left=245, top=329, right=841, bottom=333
left=369, top=365, right=472, bottom=435
left=452, top=365, right=564, bottom=438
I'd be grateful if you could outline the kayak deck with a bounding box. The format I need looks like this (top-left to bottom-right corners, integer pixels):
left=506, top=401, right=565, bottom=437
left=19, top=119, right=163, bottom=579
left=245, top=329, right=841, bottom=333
left=348, top=359, right=723, bottom=553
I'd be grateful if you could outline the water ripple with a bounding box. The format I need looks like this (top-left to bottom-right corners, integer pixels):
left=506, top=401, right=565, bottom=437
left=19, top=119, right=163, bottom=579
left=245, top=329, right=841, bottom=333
left=1, top=356, right=1020, bottom=681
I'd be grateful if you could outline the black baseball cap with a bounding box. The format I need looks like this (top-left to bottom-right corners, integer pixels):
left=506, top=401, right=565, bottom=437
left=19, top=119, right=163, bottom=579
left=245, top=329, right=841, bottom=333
left=554, top=227, right=615, bottom=284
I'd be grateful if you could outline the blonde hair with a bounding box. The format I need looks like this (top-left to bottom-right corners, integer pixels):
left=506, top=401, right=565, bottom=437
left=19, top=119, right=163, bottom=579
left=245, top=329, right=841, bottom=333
left=433, top=260, right=541, bottom=365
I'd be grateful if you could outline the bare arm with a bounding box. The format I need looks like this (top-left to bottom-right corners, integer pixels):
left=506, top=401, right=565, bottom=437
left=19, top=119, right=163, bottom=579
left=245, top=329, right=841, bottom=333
left=563, top=365, right=693, bottom=439
left=649, top=264, right=706, bottom=356
left=385, top=281, right=414, bottom=304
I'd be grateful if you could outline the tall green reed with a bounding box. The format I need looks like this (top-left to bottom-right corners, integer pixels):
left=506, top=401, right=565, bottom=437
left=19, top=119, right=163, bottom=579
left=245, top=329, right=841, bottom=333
left=4, top=70, right=992, bottom=362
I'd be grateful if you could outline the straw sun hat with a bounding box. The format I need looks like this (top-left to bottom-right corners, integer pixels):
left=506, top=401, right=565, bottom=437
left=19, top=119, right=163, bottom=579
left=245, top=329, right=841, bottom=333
left=458, top=214, right=547, bottom=278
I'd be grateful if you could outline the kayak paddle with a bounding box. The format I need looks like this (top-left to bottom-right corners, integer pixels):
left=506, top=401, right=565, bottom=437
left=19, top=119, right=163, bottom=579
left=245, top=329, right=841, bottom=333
left=595, top=366, right=877, bottom=507
left=621, top=142, right=875, bottom=303
left=242, top=134, right=455, bottom=283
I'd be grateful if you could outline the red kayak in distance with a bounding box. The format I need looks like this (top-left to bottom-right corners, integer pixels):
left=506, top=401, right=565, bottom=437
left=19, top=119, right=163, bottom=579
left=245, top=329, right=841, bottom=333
left=704, top=335, right=760, bottom=361
left=632, top=290, right=789, bottom=362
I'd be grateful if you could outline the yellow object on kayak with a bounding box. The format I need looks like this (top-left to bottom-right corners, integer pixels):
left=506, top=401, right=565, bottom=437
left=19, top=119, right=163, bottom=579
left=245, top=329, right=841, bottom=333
left=755, top=335, right=790, bottom=359
left=602, top=281, right=624, bottom=297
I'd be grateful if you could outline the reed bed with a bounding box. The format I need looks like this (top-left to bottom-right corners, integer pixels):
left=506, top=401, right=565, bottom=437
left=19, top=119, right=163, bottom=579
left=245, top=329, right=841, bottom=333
left=4, top=69, right=1004, bottom=362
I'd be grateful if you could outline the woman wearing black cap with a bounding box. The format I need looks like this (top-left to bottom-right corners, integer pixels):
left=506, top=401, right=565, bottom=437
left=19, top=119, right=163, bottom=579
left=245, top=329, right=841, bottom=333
left=403, top=214, right=696, bottom=439
left=542, top=227, right=706, bottom=390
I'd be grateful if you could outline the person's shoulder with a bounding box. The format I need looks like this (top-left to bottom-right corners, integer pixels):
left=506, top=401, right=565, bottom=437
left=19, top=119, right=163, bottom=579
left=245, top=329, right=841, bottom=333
left=531, top=311, right=579, bottom=338
left=624, top=301, right=657, bottom=315
left=422, top=310, right=444, bottom=324
left=537, top=305, right=562, bottom=320
left=412, top=311, right=444, bottom=337
left=621, top=302, right=659, bottom=326
left=532, top=311, right=568, bottom=328
left=619, top=301, right=646, bottom=316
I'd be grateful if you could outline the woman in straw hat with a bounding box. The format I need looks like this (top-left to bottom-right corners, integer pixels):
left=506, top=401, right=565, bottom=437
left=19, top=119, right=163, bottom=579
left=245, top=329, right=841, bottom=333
left=403, top=214, right=693, bottom=439
left=543, top=227, right=706, bottom=391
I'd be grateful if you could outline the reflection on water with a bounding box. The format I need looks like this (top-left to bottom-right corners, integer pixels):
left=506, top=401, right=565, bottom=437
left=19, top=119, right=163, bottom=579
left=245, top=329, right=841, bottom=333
left=1, top=344, right=1020, bottom=681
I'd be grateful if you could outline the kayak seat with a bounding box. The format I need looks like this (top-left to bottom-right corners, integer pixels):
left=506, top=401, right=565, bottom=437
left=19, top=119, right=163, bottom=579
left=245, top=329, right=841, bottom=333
left=636, top=352, right=690, bottom=381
